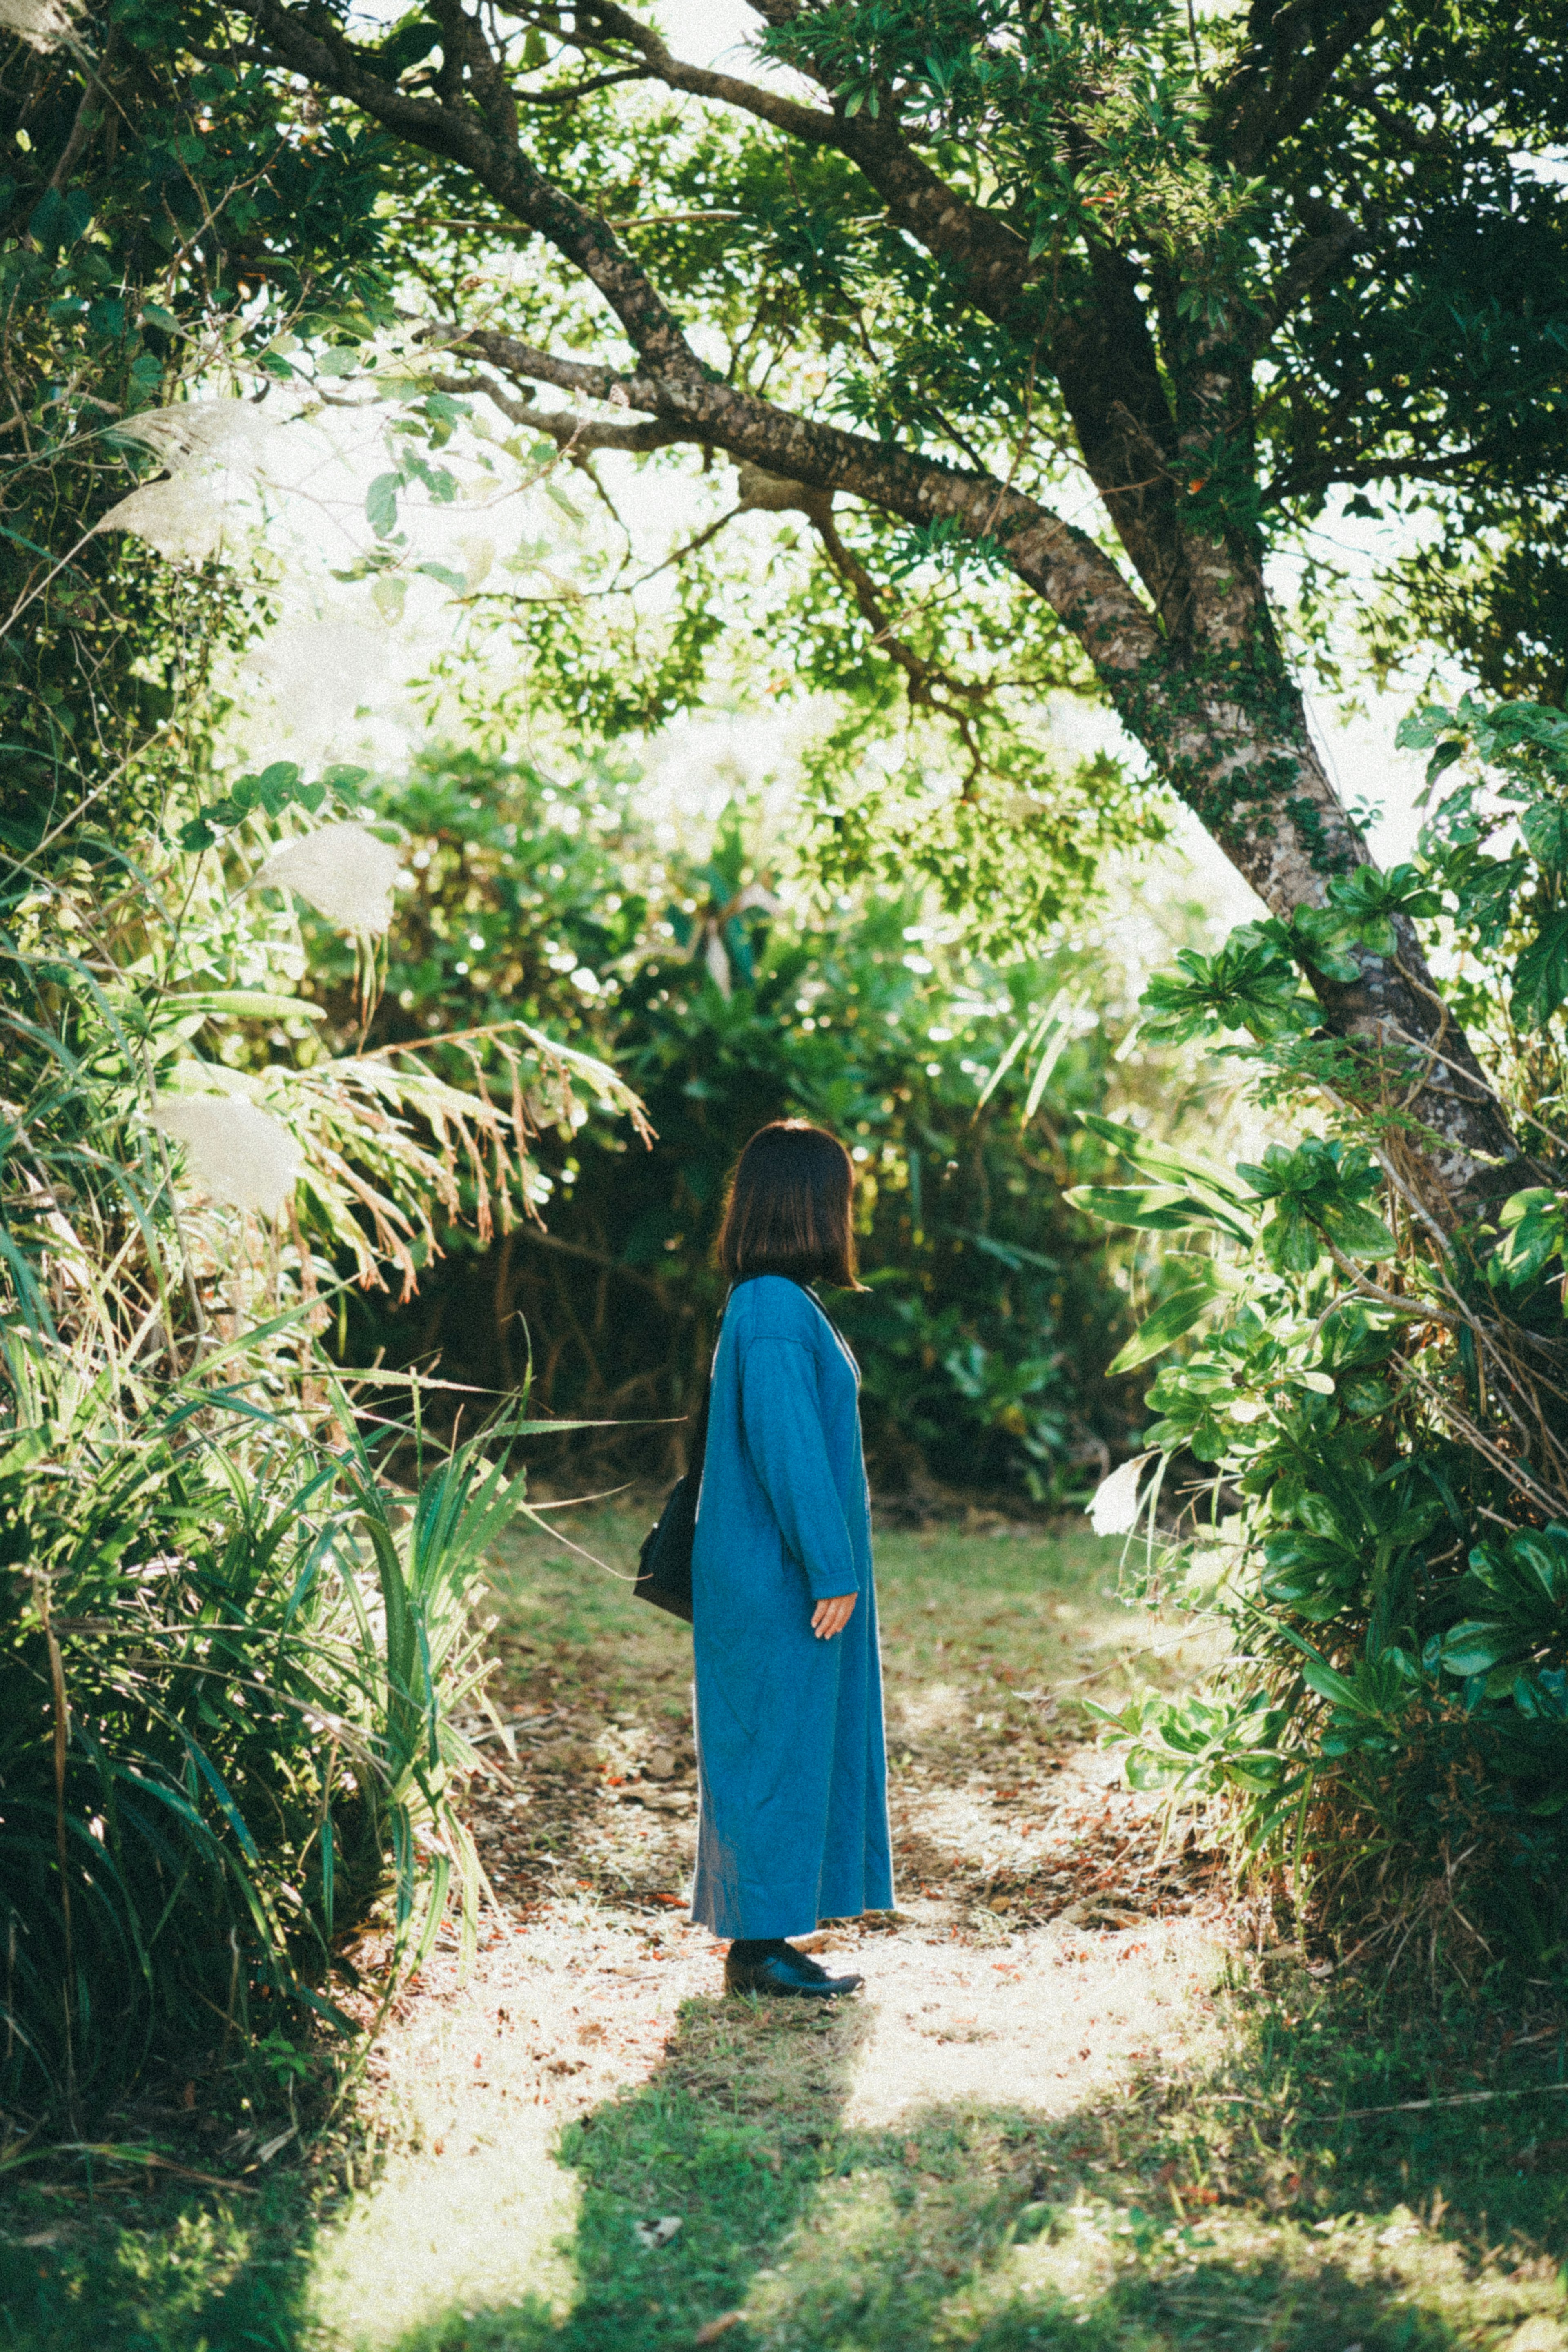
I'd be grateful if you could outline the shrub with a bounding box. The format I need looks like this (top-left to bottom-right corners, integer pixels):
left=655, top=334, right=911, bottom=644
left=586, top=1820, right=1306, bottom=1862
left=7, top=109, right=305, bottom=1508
left=327, top=752, right=1193, bottom=1499
left=0, top=1341, right=522, bottom=2114
left=1080, top=697, right=1568, bottom=1980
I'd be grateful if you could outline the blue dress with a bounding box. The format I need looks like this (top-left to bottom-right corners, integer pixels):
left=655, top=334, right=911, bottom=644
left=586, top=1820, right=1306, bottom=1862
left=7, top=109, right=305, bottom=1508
left=689, top=1275, right=894, bottom=1939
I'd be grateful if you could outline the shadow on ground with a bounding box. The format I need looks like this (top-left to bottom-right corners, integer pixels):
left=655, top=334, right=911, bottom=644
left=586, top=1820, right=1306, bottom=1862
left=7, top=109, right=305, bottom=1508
left=362, top=1973, right=1537, bottom=2352
left=7, top=1950, right=1568, bottom=2352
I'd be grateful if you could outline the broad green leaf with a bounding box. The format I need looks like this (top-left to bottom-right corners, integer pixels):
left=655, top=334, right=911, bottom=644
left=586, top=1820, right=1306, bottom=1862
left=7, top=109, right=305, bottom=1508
left=1077, top=1114, right=1253, bottom=1213
left=1108, top=1277, right=1223, bottom=1373
left=1065, top=1183, right=1230, bottom=1232
left=1297, top=1655, right=1361, bottom=1710
left=1512, top=909, right=1568, bottom=1029
left=1522, top=801, right=1568, bottom=872
left=1492, top=1187, right=1567, bottom=1286
left=1439, top=1620, right=1518, bottom=1677
left=1323, top=1203, right=1397, bottom=1258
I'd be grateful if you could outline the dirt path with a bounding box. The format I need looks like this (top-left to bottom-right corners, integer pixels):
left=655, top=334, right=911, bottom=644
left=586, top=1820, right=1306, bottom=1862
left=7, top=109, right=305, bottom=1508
left=308, top=1512, right=1231, bottom=2348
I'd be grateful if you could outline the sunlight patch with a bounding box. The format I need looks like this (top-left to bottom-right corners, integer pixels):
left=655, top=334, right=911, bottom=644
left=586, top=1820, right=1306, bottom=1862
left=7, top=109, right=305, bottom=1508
left=842, top=1918, right=1226, bottom=2128
left=307, top=2113, right=578, bottom=2348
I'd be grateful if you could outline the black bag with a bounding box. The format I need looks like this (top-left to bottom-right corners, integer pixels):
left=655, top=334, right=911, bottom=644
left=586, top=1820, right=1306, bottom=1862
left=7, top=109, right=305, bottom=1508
left=632, top=1377, right=711, bottom=1623
left=633, top=1274, right=779, bottom=1622
left=633, top=1276, right=832, bottom=1623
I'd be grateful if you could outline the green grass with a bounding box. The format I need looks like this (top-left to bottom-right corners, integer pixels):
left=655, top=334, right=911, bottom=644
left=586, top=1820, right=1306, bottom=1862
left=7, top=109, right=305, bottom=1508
left=3, top=1513, right=1566, bottom=2351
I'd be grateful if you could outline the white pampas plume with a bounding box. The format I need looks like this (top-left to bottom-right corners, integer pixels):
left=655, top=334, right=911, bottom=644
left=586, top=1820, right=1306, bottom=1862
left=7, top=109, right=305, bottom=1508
left=0, top=0, right=80, bottom=49
left=96, top=477, right=230, bottom=564
left=151, top=1098, right=302, bottom=1218
left=1087, top=1453, right=1155, bottom=1538
left=114, top=401, right=269, bottom=470
left=252, top=822, right=401, bottom=934
left=96, top=403, right=272, bottom=563
left=238, top=620, right=385, bottom=737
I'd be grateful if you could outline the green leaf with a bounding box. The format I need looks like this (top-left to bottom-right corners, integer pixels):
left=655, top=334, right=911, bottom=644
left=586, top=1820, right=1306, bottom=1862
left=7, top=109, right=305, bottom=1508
left=1066, top=1183, right=1234, bottom=1233
left=1260, top=1206, right=1321, bottom=1274
left=1491, top=1187, right=1567, bottom=1287
left=167, top=991, right=327, bottom=1022
left=366, top=472, right=401, bottom=537
left=1522, top=801, right=1568, bottom=872
left=28, top=187, right=91, bottom=253
left=254, top=761, right=302, bottom=814
left=1298, top=1654, right=1360, bottom=1710
left=1076, top=1115, right=1252, bottom=1209
left=1322, top=1203, right=1397, bottom=1259
left=1108, top=1277, right=1223, bottom=1374
left=1439, top=1620, right=1519, bottom=1678
left=1512, top=910, right=1568, bottom=1029
left=321, top=764, right=370, bottom=795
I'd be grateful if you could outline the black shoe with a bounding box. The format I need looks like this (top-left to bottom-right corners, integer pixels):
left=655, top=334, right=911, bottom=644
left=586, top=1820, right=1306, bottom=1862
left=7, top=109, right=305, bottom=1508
left=725, top=1945, right=863, bottom=1999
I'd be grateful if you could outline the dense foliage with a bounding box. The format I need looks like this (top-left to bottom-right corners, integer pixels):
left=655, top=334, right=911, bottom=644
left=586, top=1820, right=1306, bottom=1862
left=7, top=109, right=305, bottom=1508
left=0, top=9, right=647, bottom=2116
left=308, top=748, right=1179, bottom=1499
left=1085, top=699, right=1568, bottom=1977
left=0, top=0, right=391, bottom=862
left=1, top=1349, right=515, bottom=2111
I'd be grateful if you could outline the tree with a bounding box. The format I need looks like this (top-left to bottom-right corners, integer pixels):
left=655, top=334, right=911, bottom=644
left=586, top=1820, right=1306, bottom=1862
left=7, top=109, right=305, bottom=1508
left=228, top=0, right=1568, bottom=1220
left=0, top=0, right=390, bottom=858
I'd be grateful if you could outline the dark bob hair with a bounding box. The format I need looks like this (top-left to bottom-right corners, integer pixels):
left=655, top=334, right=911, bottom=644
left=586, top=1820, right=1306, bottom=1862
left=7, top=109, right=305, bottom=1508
left=716, top=1120, right=866, bottom=1290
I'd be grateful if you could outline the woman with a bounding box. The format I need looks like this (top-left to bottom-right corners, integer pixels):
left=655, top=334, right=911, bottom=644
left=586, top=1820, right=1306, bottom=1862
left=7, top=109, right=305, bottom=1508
left=690, top=1120, right=893, bottom=1998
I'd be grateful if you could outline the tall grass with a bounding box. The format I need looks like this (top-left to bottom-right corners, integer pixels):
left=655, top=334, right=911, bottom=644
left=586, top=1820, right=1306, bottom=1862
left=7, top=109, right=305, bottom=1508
left=0, top=1325, right=543, bottom=2121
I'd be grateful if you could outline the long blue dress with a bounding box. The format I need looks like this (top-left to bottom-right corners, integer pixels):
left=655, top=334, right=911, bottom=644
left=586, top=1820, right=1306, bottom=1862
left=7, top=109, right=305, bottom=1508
left=688, top=1275, right=893, bottom=1940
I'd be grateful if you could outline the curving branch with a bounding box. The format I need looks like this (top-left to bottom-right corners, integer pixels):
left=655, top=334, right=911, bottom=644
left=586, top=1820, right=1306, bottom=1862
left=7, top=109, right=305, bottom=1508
left=447, top=326, right=1164, bottom=683
left=245, top=0, right=703, bottom=378
left=572, top=1, right=844, bottom=145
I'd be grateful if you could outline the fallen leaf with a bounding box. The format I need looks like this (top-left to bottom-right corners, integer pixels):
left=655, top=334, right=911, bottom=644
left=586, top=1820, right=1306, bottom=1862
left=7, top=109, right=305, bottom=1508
left=694, top=2314, right=745, bottom=2343
left=635, top=2215, right=683, bottom=2250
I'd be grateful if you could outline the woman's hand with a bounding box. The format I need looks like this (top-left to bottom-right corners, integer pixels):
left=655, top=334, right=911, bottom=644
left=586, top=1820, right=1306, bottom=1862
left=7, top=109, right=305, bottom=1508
left=811, top=1592, right=858, bottom=1639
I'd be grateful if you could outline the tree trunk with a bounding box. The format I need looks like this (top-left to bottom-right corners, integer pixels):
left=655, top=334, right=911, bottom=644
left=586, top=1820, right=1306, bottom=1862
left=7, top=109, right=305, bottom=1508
left=1127, top=659, right=1521, bottom=1219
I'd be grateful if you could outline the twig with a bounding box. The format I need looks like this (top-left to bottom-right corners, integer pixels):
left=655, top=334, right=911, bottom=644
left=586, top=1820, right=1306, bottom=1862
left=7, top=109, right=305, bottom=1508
left=1308, top=2080, right=1568, bottom=2123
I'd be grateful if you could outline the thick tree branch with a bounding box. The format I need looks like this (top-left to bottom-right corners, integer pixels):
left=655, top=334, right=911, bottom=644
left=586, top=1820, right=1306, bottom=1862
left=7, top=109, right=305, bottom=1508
left=584, top=2, right=1187, bottom=602
left=425, top=369, right=688, bottom=450
left=246, top=0, right=701, bottom=378
left=573, top=2, right=842, bottom=145
left=449, top=326, right=1165, bottom=682
left=244, top=0, right=1526, bottom=1214
left=1221, top=0, right=1386, bottom=174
